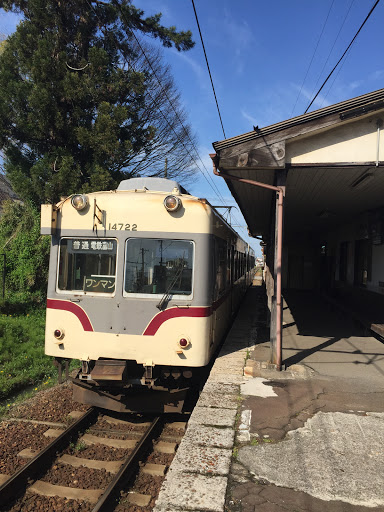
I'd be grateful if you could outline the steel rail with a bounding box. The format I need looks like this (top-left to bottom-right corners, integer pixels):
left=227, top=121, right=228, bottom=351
left=0, top=407, right=98, bottom=506
left=92, top=415, right=163, bottom=512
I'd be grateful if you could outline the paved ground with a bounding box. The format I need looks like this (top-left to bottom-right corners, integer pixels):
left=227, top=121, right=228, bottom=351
left=232, top=378, right=384, bottom=511
left=154, top=286, right=384, bottom=512
left=232, top=288, right=384, bottom=512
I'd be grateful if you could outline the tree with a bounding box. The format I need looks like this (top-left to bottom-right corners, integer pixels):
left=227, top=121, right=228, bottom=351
left=120, top=37, right=198, bottom=182
left=0, top=0, right=196, bottom=205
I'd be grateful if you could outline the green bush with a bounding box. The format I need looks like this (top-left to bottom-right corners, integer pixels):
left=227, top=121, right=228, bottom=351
left=0, top=309, right=56, bottom=399
left=0, top=200, right=50, bottom=308
left=0, top=202, right=56, bottom=402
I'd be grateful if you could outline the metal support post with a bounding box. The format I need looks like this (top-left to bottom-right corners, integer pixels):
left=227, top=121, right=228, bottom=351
left=210, top=154, right=285, bottom=370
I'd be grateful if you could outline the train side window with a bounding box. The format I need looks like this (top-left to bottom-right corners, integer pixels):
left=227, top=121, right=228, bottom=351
left=124, top=239, right=194, bottom=297
left=214, top=238, right=227, bottom=299
left=57, top=238, right=117, bottom=294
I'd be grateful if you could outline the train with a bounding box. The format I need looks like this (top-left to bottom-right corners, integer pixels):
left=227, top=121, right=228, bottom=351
left=40, top=177, right=255, bottom=413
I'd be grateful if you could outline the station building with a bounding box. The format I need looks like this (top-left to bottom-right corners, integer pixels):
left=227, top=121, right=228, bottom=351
left=211, top=88, right=384, bottom=369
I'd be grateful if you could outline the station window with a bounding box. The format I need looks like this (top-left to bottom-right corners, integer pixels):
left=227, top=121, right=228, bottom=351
left=57, top=238, right=117, bottom=294
left=124, top=239, right=193, bottom=297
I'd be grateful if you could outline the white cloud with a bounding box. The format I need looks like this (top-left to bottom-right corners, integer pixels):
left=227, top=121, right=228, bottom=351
left=290, top=82, right=331, bottom=110
left=221, top=9, right=254, bottom=55
left=184, top=143, right=262, bottom=255
left=171, top=48, right=206, bottom=82
left=368, top=69, right=384, bottom=81
left=241, top=109, right=258, bottom=129
left=219, top=10, right=255, bottom=74
left=349, top=80, right=363, bottom=91
left=239, top=85, right=298, bottom=131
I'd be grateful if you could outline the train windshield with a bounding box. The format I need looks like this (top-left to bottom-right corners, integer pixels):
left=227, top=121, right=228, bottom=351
left=57, top=238, right=117, bottom=294
left=124, top=239, right=193, bottom=296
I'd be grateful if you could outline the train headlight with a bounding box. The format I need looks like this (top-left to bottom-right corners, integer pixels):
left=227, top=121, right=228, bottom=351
left=54, top=328, right=65, bottom=340
left=178, top=337, right=190, bottom=349
left=164, top=195, right=182, bottom=212
left=71, top=194, right=89, bottom=211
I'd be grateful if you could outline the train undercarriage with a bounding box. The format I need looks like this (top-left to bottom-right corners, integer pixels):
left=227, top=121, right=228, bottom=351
left=56, top=357, right=205, bottom=413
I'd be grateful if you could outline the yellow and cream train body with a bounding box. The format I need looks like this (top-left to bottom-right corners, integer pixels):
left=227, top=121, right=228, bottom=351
left=41, top=178, right=254, bottom=412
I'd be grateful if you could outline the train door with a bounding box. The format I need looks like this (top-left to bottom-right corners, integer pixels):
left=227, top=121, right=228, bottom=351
left=212, top=237, right=228, bottom=345
left=229, top=243, right=234, bottom=316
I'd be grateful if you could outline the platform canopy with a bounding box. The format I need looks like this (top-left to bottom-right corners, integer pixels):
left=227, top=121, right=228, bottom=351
left=212, top=88, right=384, bottom=243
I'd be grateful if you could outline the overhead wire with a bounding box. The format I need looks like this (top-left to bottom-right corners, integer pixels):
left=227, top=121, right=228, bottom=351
left=191, top=0, right=226, bottom=140
left=88, top=1, right=250, bottom=238
left=304, top=0, right=381, bottom=113
left=320, top=46, right=352, bottom=107
left=189, top=0, right=251, bottom=235
left=290, top=0, right=335, bottom=117
left=110, top=0, right=253, bottom=236
left=307, top=0, right=355, bottom=109
left=88, top=0, right=230, bottom=213
left=124, top=28, right=228, bottom=205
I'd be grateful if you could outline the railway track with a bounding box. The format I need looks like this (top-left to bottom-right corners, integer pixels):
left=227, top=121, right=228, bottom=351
left=0, top=407, right=186, bottom=511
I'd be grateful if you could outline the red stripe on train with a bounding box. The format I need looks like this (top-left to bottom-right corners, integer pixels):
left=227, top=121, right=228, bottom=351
left=142, top=292, right=229, bottom=336
left=143, top=306, right=212, bottom=336
left=47, top=291, right=229, bottom=336
left=46, top=299, right=94, bottom=332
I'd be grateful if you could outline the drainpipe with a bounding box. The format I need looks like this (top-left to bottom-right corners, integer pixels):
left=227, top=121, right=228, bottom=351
left=210, top=154, right=285, bottom=371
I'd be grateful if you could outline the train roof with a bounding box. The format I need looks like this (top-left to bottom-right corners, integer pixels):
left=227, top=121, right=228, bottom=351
left=41, top=177, right=253, bottom=252
left=117, top=177, right=190, bottom=195
left=115, top=178, right=245, bottom=241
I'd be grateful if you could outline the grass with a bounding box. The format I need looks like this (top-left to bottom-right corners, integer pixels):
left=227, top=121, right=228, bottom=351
left=0, top=307, right=58, bottom=405
left=70, top=441, right=87, bottom=452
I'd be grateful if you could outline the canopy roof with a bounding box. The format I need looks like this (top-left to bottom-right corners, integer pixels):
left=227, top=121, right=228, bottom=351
left=212, top=88, right=384, bottom=241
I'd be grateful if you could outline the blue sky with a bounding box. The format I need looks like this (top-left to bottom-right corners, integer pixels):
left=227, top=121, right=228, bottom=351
left=131, top=0, right=383, bottom=254
left=1, top=0, right=383, bottom=255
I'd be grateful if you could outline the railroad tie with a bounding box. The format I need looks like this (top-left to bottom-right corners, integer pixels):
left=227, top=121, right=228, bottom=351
left=0, top=474, right=10, bottom=485
left=68, top=410, right=85, bottom=420
left=103, top=415, right=151, bottom=428
left=159, top=433, right=184, bottom=443
left=58, top=454, right=123, bottom=473
left=154, top=441, right=177, bottom=454
left=6, top=418, right=66, bottom=428
left=80, top=433, right=137, bottom=449
left=17, top=448, right=37, bottom=459
left=126, top=492, right=151, bottom=507
left=167, top=421, right=188, bottom=431
left=142, top=463, right=167, bottom=476
left=28, top=481, right=103, bottom=504
left=43, top=428, right=65, bottom=438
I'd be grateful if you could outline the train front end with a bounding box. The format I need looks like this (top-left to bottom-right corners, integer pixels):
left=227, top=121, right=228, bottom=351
left=41, top=178, right=215, bottom=413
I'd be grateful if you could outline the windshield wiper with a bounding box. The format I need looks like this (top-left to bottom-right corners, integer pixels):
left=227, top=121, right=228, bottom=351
left=156, top=260, right=185, bottom=310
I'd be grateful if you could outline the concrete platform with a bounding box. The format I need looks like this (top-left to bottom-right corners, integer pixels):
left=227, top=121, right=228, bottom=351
left=154, top=287, right=384, bottom=511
